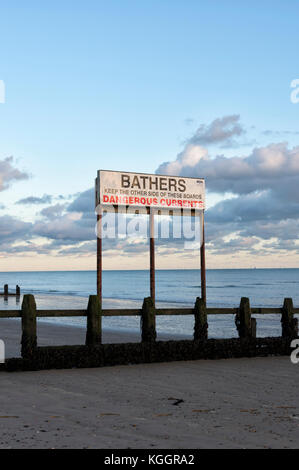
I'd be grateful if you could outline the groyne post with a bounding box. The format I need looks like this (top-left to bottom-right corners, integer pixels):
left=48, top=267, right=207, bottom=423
left=21, top=294, right=37, bottom=359
left=4, top=284, right=8, bottom=296
left=141, top=297, right=156, bottom=342
left=193, top=297, right=208, bottom=341
left=281, top=298, right=298, bottom=338
left=235, top=297, right=255, bottom=338
left=86, top=295, right=102, bottom=346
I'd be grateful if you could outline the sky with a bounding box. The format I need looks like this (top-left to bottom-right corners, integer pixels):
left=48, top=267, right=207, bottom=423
left=0, top=0, right=299, bottom=271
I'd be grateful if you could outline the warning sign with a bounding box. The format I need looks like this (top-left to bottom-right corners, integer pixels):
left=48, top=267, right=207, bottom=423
left=96, top=170, right=205, bottom=211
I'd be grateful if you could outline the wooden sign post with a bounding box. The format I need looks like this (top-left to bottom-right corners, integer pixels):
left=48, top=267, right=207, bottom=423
left=96, top=209, right=102, bottom=303
left=150, top=208, right=155, bottom=305
left=200, top=211, right=206, bottom=306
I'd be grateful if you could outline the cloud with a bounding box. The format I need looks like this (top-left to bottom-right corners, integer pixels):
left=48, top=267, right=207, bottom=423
left=0, top=157, right=29, bottom=192
left=56, top=241, right=96, bottom=256
left=0, top=215, right=32, bottom=253
left=40, top=203, right=66, bottom=219
left=31, top=189, right=96, bottom=246
left=204, top=189, right=299, bottom=258
left=184, top=118, right=195, bottom=126
left=68, top=188, right=94, bottom=213
left=156, top=116, right=299, bottom=260
left=206, top=190, right=299, bottom=224
left=262, top=130, right=299, bottom=136
left=33, top=213, right=95, bottom=242
left=187, top=115, right=245, bottom=146
left=17, top=194, right=53, bottom=205
left=158, top=141, right=299, bottom=200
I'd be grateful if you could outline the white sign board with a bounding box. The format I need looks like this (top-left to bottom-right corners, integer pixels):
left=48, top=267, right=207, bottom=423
left=96, top=170, right=205, bottom=211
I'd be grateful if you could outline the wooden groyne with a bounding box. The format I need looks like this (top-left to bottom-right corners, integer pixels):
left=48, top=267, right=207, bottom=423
left=0, top=284, right=20, bottom=297
left=0, top=294, right=298, bottom=371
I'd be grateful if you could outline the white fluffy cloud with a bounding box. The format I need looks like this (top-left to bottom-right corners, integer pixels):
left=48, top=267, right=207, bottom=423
left=0, top=157, right=29, bottom=192
left=158, top=141, right=299, bottom=199
left=156, top=116, right=299, bottom=259
left=187, top=114, right=245, bottom=146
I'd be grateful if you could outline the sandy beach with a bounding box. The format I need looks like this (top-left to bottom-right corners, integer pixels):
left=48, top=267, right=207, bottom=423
left=0, top=320, right=298, bottom=449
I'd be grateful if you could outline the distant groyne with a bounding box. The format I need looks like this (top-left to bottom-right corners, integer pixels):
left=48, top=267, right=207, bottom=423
left=0, top=284, right=20, bottom=297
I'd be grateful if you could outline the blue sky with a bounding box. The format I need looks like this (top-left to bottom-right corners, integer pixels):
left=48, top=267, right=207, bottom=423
left=1, top=1, right=299, bottom=270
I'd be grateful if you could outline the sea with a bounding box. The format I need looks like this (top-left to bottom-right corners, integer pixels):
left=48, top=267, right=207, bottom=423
left=1, top=269, right=299, bottom=339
